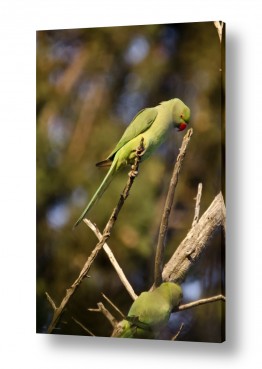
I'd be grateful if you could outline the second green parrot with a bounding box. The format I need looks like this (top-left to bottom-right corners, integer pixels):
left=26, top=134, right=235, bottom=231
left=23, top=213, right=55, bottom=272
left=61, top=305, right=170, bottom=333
left=74, top=98, right=190, bottom=228
left=112, top=282, right=183, bottom=339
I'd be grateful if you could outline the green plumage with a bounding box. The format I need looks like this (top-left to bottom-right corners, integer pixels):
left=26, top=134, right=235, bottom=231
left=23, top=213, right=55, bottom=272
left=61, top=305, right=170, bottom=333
left=112, top=282, right=183, bottom=339
left=74, top=98, right=190, bottom=228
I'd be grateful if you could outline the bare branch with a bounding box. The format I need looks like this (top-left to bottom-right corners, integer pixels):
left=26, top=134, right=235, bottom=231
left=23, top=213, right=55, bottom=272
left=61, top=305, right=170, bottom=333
left=46, top=139, right=144, bottom=333
left=88, top=308, right=100, bottom=312
left=89, top=302, right=118, bottom=328
left=72, top=317, right=95, bottom=336
left=84, top=218, right=137, bottom=300
left=177, top=294, right=225, bottom=311
left=154, top=128, right=193, bottom=288
left=192, top=183, right=203, bottom=227
left=163, top=192, right=226, bottom=283
left=172, top=322, right=184, bottom=341
left=214, top=21, right=224, bottom=43
left=102, top=293, right=125, bottom=319
left=45, top=292, right=57, bottom=311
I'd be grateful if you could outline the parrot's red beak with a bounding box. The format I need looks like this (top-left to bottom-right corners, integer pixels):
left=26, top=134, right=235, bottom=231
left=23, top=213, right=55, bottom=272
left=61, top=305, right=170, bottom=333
left=178, top=122, right=187, bottom=131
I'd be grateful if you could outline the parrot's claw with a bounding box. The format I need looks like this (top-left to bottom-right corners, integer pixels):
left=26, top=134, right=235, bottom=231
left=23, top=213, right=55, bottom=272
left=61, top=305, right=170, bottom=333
left=136, top=148, right=146, bottom=157
left=128, top=170, right=139, bottom=178
left=135, top=137, right=145, bottom=157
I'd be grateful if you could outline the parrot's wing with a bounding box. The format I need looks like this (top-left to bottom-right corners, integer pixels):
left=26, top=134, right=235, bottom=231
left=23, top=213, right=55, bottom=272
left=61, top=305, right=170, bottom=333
left=126, top=315, right=152, bottom=331
left=107, top=107, right=158, bottom=160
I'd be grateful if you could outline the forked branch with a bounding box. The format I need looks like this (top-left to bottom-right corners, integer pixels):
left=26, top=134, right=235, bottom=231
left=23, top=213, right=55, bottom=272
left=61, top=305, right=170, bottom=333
left=214, top=21, right=224, bottom=43
left=46, top=138, right=145, bottom=333
left=84, top=219, right=137, bottom=300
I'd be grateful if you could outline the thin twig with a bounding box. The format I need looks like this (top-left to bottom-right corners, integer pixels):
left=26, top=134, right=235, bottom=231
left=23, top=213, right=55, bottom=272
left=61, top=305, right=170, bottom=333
left=177, top=294, right=225, bottom=311
left=88, top=302, right=118, bottom=328
left=192, top=183, right=203, bottom=227
left=214, top=21, right=224, bottom=43
left=154, top=128, right=193, bottom=288
left=84, top=218, right=137, bottom=300
left=172, top=322, right=184, bottom=341
left=45, top=292, right=57, bottom=311
left=72, top=317, right=95, bottom=336
left=46, top=138, right=144, bottom=333
left=102, top=293, right=125, bottom=319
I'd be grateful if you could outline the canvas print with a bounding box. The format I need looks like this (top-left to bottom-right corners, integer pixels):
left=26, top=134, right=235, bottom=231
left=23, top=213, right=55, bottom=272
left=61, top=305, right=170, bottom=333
left=37, top=21, right=225, bottom=342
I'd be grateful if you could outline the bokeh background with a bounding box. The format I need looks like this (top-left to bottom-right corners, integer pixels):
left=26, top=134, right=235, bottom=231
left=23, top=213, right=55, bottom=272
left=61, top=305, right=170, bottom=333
left=37, top=21, right=225, bottom=341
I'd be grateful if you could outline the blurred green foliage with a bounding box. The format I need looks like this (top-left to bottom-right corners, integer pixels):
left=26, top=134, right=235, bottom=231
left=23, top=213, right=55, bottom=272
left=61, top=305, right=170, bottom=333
left=37, top=22, right=225, bottom=341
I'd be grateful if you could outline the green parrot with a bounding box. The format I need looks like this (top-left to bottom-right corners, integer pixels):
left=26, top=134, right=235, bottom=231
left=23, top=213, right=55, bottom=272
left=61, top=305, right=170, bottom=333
left=112, top=282, right=183, bottom=339
left=73, top=98, right=190, bottom=228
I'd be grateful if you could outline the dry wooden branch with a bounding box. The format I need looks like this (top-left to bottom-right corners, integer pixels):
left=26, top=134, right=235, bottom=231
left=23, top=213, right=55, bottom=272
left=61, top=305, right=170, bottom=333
left=171, top=295, right=225, bottom=339
left=45, top=292, right=57, bottom=311
left=172, top=322, right=184, bottom=341
left=102, top=293, right=125, bottom=319
left=162, top=191, right=226, bottom=283
left=89, top=302, right=118, bottom=328
left=192, top=183, right=203, bottom=227
left=177, top=294, right=225, bottom=311
left=72, top=317, right=95, bottom=336
left=214, top=21, right=224, bottom=43
left=84, top=218, right=137, bottom=300
left=46, top=138, right=144, bottom=333
left=154, top=128, right=193, bottom=288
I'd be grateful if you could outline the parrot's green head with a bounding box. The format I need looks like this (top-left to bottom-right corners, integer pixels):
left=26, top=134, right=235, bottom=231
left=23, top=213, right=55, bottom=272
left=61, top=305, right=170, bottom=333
left=171, top=98, right=191, bottom=132
left=158, top=282, right=183, bottom=309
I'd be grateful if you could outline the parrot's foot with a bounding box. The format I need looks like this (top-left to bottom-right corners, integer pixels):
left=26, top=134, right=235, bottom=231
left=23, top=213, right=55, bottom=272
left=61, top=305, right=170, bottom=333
left=136, top=148, right=146, bottom=157
left=128, top=169, right=139, bottom=178
left=136, top=137, right=145, bottom=157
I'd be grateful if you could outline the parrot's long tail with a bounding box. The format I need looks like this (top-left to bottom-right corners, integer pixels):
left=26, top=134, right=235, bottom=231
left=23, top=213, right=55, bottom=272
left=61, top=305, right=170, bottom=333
left=73, top=162, right=117, bottom=229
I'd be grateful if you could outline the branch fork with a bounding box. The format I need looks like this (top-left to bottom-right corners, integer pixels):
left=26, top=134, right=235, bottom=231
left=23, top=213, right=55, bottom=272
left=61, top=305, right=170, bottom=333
left=46, top=138, right=145, bottom=333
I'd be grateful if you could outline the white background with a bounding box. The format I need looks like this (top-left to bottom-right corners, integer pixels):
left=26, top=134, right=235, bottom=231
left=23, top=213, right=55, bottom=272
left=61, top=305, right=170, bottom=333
left=1, top=0, right=262, bottom=367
